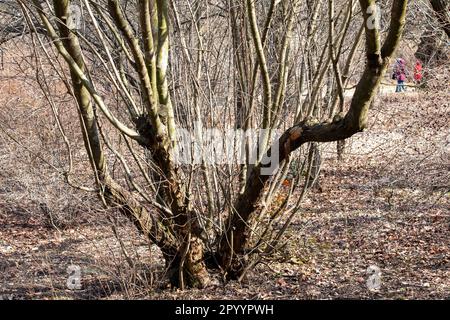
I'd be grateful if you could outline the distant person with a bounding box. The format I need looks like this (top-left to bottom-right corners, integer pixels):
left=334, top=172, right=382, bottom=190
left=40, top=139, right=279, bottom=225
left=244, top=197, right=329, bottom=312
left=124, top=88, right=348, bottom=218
left=414, top=60, right=423, bottom=85
left=393, top=58, right=407, bottom=93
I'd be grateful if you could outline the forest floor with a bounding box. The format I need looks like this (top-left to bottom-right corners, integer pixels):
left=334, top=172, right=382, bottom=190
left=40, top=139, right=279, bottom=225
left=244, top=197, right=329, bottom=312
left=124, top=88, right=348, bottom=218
left=0, top=88, right=449, bottom=300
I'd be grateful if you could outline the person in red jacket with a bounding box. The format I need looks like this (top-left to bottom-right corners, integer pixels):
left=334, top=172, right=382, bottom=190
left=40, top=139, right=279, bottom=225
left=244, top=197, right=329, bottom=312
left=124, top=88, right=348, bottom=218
left=414, top=60, right=423, bottom=85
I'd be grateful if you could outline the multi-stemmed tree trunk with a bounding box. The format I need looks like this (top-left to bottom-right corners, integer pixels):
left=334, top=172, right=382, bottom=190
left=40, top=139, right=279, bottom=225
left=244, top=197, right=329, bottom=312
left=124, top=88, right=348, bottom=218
left=14, top=0, right=409, bottom=288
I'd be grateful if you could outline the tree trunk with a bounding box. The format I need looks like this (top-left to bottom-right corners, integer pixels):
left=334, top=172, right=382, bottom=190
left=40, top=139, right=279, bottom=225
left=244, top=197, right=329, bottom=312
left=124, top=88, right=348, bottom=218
left=166, top=237, right=211, bottom=289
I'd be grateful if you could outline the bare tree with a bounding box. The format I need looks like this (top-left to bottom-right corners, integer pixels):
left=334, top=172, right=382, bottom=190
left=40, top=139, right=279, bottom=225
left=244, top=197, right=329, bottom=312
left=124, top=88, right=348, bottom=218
left=6, top=0, right=409, bottom=288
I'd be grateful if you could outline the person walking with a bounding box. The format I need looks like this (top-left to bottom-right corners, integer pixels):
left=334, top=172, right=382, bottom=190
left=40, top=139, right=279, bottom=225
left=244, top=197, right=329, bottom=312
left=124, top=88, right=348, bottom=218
left=393, top=58, right=407, bottom=93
